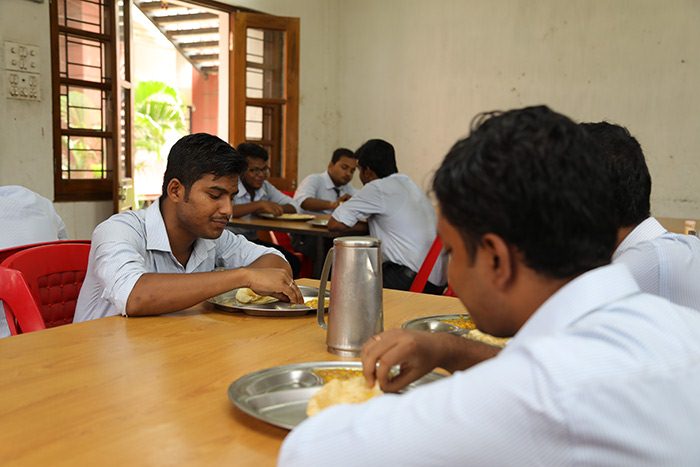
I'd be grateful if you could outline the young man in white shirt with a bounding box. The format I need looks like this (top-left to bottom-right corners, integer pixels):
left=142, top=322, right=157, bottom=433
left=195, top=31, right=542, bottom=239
left=582, top=121, right=700, bottom=311
left=328, top=139, right=446, bottom=293
left=0, top=186, right=69, bottom=336
left=228, top=142, right=301, bottom=276
left=279, top=107, right=700, bottom=466
left=293, top=148, right=358, bottom=214
left=74, top=134, right=302, bottom=322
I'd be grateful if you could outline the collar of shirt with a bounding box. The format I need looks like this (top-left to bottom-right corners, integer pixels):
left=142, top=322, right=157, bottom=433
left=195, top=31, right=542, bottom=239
left=322, top=170, right=345, bottom=192
left=506, top=263, right=641, bottom=346
left=613, top=217, right=667, bottom=260
left=144, top=199, right=215, bottom=269
left=235, top=178, right=267, bottom=203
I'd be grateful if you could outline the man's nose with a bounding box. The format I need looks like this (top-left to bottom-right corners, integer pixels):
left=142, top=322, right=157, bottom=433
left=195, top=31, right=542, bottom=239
left=220, top=198, right=233, bottom=217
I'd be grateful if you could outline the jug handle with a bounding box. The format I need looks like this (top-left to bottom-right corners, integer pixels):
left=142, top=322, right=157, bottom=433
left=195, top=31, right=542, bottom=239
left=317, top=246, right=334, bottom=330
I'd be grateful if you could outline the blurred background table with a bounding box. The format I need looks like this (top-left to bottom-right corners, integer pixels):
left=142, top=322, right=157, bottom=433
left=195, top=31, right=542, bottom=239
left=0, top=279, right=465, bottom=466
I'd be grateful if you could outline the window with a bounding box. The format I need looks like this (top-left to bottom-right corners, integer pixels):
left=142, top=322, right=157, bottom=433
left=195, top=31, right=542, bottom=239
left=50, top=0, right=130, bottom=202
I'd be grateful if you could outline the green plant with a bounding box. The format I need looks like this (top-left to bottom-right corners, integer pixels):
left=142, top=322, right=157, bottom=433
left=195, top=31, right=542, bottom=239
left=134, top=80, right=187, bottom=158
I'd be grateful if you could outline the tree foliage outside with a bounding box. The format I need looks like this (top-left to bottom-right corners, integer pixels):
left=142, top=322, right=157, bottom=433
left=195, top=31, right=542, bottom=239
left=134, top=80, right=188, bottom=159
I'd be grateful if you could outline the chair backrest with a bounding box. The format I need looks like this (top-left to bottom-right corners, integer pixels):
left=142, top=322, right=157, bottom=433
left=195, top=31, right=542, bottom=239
left=0, top=267, right=46, bottom=335
left=1, top=243, right=91, bottom=331
left=409, top=236, right=444, bottom=293
left=0, top=240, right=91, bottom=264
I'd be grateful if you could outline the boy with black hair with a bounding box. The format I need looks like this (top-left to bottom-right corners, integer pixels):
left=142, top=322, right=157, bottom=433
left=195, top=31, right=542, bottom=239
left=293, top=147, right=358, bottom=214
left=75, top=133, right=301, bottom=322
left=280, top=107, right=700, bottom=466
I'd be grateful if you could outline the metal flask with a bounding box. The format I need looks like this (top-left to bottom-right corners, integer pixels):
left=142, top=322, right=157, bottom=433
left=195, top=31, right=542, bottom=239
left=316, top=236, right=384, bottom=356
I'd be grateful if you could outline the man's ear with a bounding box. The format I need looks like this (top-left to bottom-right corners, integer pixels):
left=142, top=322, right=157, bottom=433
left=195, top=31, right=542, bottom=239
left=480, top=233, right=515, bottom=290
left=166, top=178, right=186, bottom=203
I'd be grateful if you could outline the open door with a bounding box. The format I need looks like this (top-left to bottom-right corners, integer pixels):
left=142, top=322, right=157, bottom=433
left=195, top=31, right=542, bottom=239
left=229, top=12, right=300, bottom=191
left=114, top=0, right=136, bottom=212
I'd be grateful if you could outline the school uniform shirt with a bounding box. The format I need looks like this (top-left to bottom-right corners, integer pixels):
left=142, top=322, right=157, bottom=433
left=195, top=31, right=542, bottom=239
left=613, top=216, right=700, bottom=311
left=293, top=171, right=356, bottom=214
left=0, top=186, right=68, bottom=337
left=73, top=200, right=284, bottom=322
left=230, top=179, right=297, bottom=240
left=331, top=173, right=446, bottom=286
left=279, top=263, right=700, bottom=466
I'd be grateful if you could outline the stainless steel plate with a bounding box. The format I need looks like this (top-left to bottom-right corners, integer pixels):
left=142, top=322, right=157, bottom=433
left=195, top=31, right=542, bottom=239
left=402, top=314, right=509, bottom=348
left=307, top=218, right=329, bottom=227
left=228, top=361, right=444, bottom=430
left=209, top=285, right=329, bottom=317
left=257, top=213, right=316, bottom=221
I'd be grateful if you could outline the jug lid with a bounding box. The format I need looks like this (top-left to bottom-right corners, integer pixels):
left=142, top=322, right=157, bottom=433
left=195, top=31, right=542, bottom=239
left=333, top=236, right=381, bottom=247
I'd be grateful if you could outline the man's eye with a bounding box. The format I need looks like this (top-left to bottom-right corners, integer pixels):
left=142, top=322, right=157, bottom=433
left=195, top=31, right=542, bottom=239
left=209, top=193, right=222, bottom=199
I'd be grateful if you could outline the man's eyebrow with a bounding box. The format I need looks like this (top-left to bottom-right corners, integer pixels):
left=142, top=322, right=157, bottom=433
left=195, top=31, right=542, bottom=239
left=208, top=185, right=233, bottom=195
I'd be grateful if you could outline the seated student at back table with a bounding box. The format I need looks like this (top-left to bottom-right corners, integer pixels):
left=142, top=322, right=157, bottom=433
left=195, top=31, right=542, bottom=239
left=293, top=147, right=358, bottom=214
left=228, top=142, right=301, bottom=277
left=582, top=121, right=700, bottom=311
left=328, top=139, right=446, bottom=293
left=279, top=106, right=700, bottom=466
left=0, top=186, right=69, bottom=337
left=74, top=134, right=302, bottom=322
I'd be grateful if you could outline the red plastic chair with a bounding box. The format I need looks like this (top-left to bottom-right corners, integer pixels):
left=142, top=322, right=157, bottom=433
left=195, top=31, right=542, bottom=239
left=268, top=231, right=314, bottom=278
left=0, top=239, right=91, bottom=264
left=0, top=242, right=91, bottom=335
left=409, top=236, right=446, bottom=293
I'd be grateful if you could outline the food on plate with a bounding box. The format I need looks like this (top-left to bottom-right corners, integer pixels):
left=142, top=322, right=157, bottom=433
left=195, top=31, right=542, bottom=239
left=313, top=368, right=363, bottom=383
left=235, top=288, right=279, bottom=305
left=442, top=315, right=477, bottom=330
left=464, top=329, right=509, bottom=348
left=306, top=375, right=382, bottom=416
left=304, top=297, right=330, bottom=309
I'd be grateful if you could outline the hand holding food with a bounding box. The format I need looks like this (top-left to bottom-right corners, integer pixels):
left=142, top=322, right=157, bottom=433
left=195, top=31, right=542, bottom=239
left=235, top=288, right=278, bottom=305
left=361, top=329, right=446, bottom=393
left=256, top=201, right=284, bottom=216
left=244, top=268, right=303, bottom=304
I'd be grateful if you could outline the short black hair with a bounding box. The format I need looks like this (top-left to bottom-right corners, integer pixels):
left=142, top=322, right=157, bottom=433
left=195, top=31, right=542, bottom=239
left=433, top=106, right=618, bottom=279
left=236, top=142, right=269, bottom=161
left=580, top=122, right=651, bottom=227
left=331, top=148, right=357, bottom=164
left=356, top=139, right=398, bottom=178
left=161, top=133, right=246, bottom=196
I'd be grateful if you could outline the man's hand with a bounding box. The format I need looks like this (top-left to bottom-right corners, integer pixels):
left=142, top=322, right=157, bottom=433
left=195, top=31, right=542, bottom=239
left=338, top=194, right=352, bottom=203
left=361, top=329, right=446, bottom=392
left=255, top=201, right=284, bottom=216
left=244, top=267, right=303, bottom=304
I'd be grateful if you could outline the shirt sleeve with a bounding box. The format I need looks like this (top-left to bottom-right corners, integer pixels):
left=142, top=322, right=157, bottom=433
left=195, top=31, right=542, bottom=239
left=215, top=230, right=285, bottom=267
left=292, top=175, right=319, bottom=205
left=264, top=182, right=297, bottom=210
left=331, top=182, right=383, bottom=227
left=90, top=216, right=151, bottom=316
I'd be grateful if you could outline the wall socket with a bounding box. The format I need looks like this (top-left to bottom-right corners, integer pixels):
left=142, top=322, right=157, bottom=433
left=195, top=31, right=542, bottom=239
left=5, top=41, right=40, bottom=101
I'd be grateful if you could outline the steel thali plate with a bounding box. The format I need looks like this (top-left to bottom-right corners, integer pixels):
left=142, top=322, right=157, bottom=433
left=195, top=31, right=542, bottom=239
left=402, top=314, right=509, bottom=348
left=208, top=285, right=329, bottom=317
left=257, top=213, right=316, bottom=221
left=228, top=361, right=444, bottom=430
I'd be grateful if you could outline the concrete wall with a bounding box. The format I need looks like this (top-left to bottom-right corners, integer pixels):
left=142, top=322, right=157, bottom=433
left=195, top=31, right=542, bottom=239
left=334, top=0, right=700, bottom=216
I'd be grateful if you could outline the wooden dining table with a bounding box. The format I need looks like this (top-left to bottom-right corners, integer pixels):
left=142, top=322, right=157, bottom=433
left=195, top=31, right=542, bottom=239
left=0, top=279, right=465, bottom=466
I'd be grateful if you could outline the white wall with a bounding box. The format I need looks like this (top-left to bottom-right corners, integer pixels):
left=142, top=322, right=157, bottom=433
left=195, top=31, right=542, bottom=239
left=335, top=0, right=700, bottom=216
left=0, top=0, right=111, bottom=240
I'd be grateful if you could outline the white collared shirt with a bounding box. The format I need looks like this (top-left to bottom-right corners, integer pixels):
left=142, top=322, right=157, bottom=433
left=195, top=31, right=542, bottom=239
left=613, top=216, right=700, bottom=311
left=332, top=173, right=446, bottom=286
left=279, top=264, right=700, bottom=466
left=73, top=200, right=283, bottom=322
left=1, top=186, right=68, bottom=337
left=293, top=171, right=356, bottom=214
left=231, top=180, right=298, bottom=239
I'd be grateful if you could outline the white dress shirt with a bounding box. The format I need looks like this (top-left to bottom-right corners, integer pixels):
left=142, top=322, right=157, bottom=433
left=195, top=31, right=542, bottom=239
left=293, top=171, right=356, bottom=214
left=613, top=216, right=700, bottom=311
left=230, top=180, right=297, bottom=239
left=332, top=173, right=446, bottom=286
left=74, top=200, right=283, bottom=322
left=279, top=264, right=700, bottom=466
left=0, top=186, right=68, bottom=337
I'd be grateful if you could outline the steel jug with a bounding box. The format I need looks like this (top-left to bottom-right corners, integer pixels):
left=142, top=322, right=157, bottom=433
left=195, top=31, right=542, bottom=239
left=316, top=236, right=384, bottom=356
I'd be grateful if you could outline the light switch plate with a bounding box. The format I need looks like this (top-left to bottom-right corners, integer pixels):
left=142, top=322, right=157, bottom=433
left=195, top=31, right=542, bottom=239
left=5, top=41, right=40, bottom=73
left=6, top=70, right=40, bottom=101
